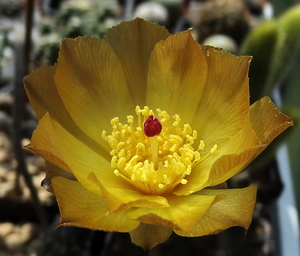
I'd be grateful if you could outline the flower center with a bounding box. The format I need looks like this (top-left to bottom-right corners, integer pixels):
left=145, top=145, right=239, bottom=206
left=102, top=106, right=217, bottom=195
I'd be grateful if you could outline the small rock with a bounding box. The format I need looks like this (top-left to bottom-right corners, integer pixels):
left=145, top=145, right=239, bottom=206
left=5, top=223, right=38, bottom=251
left=0, top=132, right=12, bottom=162
left=0, top=180, right=16, bottom=197
left=0, top=222, right=14, bottom=237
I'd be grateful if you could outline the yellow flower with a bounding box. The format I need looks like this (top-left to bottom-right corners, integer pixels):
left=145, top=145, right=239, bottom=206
left=24, top=18, right=293, bottom=251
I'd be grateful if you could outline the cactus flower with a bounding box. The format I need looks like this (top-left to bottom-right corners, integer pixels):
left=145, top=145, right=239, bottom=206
left=24, top=18, right=293, bottom=251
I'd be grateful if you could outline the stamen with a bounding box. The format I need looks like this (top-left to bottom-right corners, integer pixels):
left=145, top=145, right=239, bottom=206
left=102, top=106, right=218, bottom=195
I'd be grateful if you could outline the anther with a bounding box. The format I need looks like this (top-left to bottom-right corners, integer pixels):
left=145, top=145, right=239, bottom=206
left=143, top=115, right=162, bottom=137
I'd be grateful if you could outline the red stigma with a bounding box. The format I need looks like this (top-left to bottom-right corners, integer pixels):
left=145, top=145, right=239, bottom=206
left=144, top=115, right=162, bottom=137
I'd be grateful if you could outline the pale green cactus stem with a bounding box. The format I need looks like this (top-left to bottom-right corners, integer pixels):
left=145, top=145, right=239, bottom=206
left=240, top=5, right=300, bottom=103
left=268, top=5, right=300, bottom=91
left=240, top=20, right=277, bottom=103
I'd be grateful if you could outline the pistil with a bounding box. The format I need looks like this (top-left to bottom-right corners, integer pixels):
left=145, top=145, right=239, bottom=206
left=149, top=136, right=159, bottom=168
left=144, top=115, right=162, bottom=168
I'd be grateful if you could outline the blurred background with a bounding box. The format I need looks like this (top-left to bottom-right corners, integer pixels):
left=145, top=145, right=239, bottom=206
left=0, top=0, right=300, bottom=255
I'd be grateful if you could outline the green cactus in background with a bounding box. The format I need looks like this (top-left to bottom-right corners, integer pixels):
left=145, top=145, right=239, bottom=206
left=240, top=20, right=278, bottom=103
left=240, top=5, right=300, bottom=103
left=269, top=6, right=300, bottom=90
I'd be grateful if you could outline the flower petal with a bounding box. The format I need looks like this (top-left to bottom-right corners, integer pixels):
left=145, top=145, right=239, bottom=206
left=127, top=194, right=223, bottom=232
left=88, top=172, right=170, bottom=213
left=192, top=46, right=252, bottom=150
left=24, top=65, right=56, bottom=120
left=24, top=65, right=106, bottom=156
left=147, top=30, right=208, bottom=123
left=52, top=176, right=139, bottom=232
left=41, top=161, right=77, bottom=194
left=200, top=119, right=261, bottom=187
left=205, top=97, right=293, bottom=187
left=129, top=223, right=172, bottom=252
left=175, top=186, right=257, bottom=237
left=175, top=97, right=293, bottom=195
left=28, top=113, right=122, bottom=197
left=250, top=96, right=294, bottom=145
left=206, top=147, right=263, bottom=187
left=103, top=18, right=170, bottom=105
left=174, top=118, right=260, bottom=195
left=55, top=36, right=135, bottom=149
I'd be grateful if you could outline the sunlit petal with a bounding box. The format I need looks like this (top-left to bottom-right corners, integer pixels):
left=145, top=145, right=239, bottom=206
left=147, top=31, right=208, bottom=123
left=88, top=172, right=170, bottom=213
left=55, top=36, right=135, bottom=150
left=192, top=46, right=252, bottom=150
left=24, top=64, right=107, bottom=156
left=127, top=194, right=223, bottom=232
left=174, top=118, right=260, bottom=195
left=104, top=18, right=170, bottom=105
left=175, top=186, right=257, bottom=237
left=250, top=96, right=294, bottom=145
left=53, top=177, right=139, bottom=232
left=28, top=113, right=120, bottom=197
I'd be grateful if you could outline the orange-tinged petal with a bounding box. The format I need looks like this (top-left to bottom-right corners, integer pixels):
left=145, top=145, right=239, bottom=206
left=147, top=30, right=208, bottom=123
left=206, top=147, right=263, bottom=187
left=28, top=113, right=124, bottom=197
left=24, top=65, right=106, bottom=156
left=127, top=194, right=223, bottom=232
left=129, top=223, right=172, bottom=252
left=88, top=172, right=170, bottom=213
left=250, top=96, right=294, bottom=145
left=175, top=97, right=293, bottom=195
left=174, top=119, right=259, bottom=195
left=198, top=119, right=260, bottom=187
left=52, top=176, right=139, bottom=232
left=192, top=46, right=252, bottom=150
left=55, top=36, right=135, bottom=150
left=205, top=97, right=293, bottom=187
left=175, top=186, right=257, bottom=237
left=103, top=18, right=170, bottom=105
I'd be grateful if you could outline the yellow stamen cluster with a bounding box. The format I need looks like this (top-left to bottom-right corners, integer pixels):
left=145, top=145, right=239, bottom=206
left=102, top=106, right=217, bottom=195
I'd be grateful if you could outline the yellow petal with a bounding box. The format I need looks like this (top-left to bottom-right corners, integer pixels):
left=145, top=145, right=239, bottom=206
left=88, top=172, right=170, bottom=213
left=175, top=97, right=293, bottom=195
left=200, top=119, right=261, bottom=187
left=175, top=186, right=257, bottom=237
left=42, top=161, right=77, bottom=194
left=205, top=98, right=293, bottom=187
left=250, top=96, right=294, bottom=145
left=206, top=147, right=263, bottom=187
left=24, top=65, right=56, bottom=120
left=55, top=36, right=135, bottom=150
left=147, top=30, right=208, bottom=123
left=206, top=98, right=293, bottom=186
left=127, top=194, right=223, bottom=232
left=192, top=46, right=252, bottom=150
left=52, top=176, right=139, bottom=232
left=23, top=65, right=106, bottom=156
left=174, top=118, right=259, bottom=195
left=103, top=17, right=170, bottom=105
left=129, top=223, right=172, bottom=252
left=28, top=113, right=120, bottom=197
